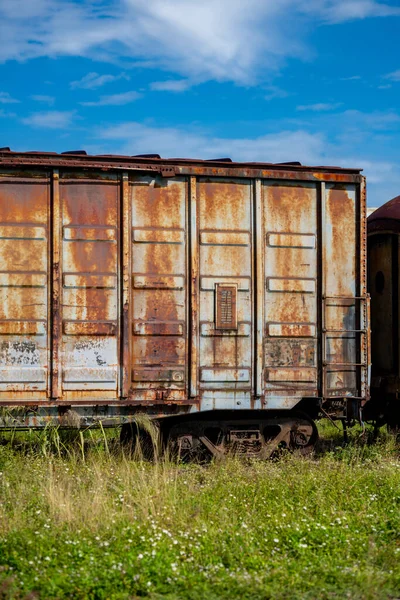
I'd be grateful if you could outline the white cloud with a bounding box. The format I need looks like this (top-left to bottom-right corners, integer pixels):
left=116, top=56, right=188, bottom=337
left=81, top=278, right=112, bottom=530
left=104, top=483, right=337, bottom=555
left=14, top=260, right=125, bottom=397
left=31, top=94, right=55, bottom=105
left=21, top=110, right=75, bottom=129
left=297, top=102, right=342, bottom=111
left=264, top=86, right=291, bottom=101
left=0, top=91, right=20, bottom=104
left=340, top=109, right=400, bottom=129
left=92, top=114, right=400, bottom=206
left=0, top=109, right=17, bottom=118
left=340, top=75, right=361, bottom=81
left=304, top=0, right=400, bottom=22
left=150, top=80, right=191, bottom=92
left=0, top=1, right=398, bottom=84
left=384, top=69, right=400, bottom=81
left=80, top=91, right=141, bottom=106
left=96, top=121, right=325, bottom=164
left=70, top=72, right=130, bottom=89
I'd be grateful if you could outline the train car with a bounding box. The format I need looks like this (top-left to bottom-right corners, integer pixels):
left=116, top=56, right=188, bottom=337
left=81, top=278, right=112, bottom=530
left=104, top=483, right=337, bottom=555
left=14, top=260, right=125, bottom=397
left=0, top=148, right=369, bottom=456
left=367, top=196, right=400, bottom=428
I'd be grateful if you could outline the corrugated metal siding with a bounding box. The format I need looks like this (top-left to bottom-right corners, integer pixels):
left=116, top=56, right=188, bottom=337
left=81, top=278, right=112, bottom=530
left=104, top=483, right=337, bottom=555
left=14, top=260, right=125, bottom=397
left=198, top=178, right=253, bottom=410
left=0, top=162, right=368, bottom=411
left=0, top=176, right=50, bottom=399
left=58, top=173, right=120, bottom=398
left=263, top=181, right=318, bottom=407
left=129, top=175, right=188, bottom=402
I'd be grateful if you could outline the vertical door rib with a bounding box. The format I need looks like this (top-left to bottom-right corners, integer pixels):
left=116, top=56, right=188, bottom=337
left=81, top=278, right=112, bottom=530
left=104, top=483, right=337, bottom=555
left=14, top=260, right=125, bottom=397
left=121, top=172, right=131, bottom=398
left=359, top=176, right=370, bottom=399
left=254, top=179, right=264, bottom=398
left=320, top=181, right=326, bottom=399
left=51, top=169, right=61, bottom=399
left=189, top=176, right=199, bottom=398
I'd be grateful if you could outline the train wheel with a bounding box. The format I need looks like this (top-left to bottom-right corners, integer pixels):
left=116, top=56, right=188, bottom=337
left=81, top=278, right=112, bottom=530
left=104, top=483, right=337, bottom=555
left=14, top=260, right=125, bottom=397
left=167, top=413, right=318, bottom=461
left=120, top=421, right=159, bottom=460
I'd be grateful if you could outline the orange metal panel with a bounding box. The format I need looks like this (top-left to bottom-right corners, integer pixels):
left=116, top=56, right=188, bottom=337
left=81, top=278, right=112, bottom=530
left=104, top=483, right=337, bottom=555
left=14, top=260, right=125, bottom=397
left=58, top=174, right=120, bottom=398
left=263, top=182, right=318, bottom=400
left=323, top=184, right=358, bottom=397
left=128, top=175, right=188, bottom=401
left=0, top=158, right=369, bottom=417
left=198, top=178, right=253, bottom=400
left=0, top=176, right=50, bottom=399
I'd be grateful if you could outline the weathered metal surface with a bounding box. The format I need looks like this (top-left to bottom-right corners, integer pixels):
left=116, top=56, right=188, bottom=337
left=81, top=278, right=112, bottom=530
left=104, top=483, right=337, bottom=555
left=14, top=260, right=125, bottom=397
left=367, top=194, right=400, bottom=426
left=263, top=181, right=318, bottom=403
left=0, top=149, right=363, bottom=183
left=369, top=234, right=394, bottom=374
left=128, top=175, right=187, bottom=403
left=0, top=174, right=50, bottom=400
left=198, top=178, right=253, bottom=407
left=368, top=195, right=400, bottom=233
left=0, top=153, right=368, bottom=423
left=368, top=197, right=400, bottom=383
left=323, top=184, right=363, bottom=398
left=58, top=172, right=120, bottom=400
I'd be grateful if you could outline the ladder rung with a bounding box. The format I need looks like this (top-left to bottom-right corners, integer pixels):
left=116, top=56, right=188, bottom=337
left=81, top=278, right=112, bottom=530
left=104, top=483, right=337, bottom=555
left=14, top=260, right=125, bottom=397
left=323, top=362, right=367, bottom=367
left=323, top=329, right=367, bottom=334
left=323, top=296, right=367, bottom=300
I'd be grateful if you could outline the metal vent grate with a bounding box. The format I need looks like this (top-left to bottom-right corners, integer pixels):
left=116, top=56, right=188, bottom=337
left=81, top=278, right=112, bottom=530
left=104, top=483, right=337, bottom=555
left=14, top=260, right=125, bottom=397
left=215, top=284, right=238, bottom=329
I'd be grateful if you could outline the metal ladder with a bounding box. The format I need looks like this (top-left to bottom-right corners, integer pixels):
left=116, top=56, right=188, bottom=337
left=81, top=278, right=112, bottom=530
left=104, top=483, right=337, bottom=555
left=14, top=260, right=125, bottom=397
left=321, top=295, right=370, bottom=400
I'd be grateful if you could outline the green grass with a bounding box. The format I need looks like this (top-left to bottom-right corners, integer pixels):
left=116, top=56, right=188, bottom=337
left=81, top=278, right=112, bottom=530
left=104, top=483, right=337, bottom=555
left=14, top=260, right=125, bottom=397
left=0, top=425, right=399, bottom=599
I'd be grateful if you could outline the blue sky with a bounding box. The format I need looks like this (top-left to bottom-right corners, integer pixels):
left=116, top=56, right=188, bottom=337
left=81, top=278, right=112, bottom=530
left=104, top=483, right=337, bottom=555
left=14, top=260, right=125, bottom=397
left=1, top=0, right=400, bottom=206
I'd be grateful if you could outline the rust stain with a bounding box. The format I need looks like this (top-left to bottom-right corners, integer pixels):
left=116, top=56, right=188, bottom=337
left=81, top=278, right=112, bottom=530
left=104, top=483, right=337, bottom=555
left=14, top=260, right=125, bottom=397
left=325, top=186, right=356, bottom=298
left=130, top=177, right=186, bottom=396
left=0, top=157, right=368, bottom=418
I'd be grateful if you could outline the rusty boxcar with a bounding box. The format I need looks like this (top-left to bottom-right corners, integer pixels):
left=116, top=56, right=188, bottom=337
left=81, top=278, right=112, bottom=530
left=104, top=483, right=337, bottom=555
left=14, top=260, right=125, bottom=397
left=0, top=148, right=369, bottom=456
left=367, top=196, right=400, bottom=428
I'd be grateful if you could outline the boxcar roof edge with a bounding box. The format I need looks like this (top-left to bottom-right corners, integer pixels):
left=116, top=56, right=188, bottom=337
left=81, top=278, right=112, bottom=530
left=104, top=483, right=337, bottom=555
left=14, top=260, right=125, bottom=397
left=0, top=148, right=363, bottom=178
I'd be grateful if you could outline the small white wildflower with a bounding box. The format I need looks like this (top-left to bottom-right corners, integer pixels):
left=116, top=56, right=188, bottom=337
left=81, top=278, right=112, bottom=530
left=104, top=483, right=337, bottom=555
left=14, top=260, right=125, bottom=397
left=273, top=538, right=279, bottom=543
left=138, top=554, right=143, bottom=559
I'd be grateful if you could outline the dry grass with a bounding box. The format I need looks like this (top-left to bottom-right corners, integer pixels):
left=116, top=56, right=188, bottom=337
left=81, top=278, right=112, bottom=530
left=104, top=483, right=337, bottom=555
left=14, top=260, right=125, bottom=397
left=0, top=425, right=399, bottom=599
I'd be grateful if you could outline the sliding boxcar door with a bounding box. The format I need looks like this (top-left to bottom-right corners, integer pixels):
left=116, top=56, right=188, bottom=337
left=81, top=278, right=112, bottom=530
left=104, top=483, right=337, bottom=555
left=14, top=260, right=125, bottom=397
left=57, top=173, right=120, bottom=399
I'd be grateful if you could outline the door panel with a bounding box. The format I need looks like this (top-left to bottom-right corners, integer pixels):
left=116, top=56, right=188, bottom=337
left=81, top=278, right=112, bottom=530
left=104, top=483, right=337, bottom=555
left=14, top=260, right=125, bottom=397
left=59, top=175, right=120, bottom=397
left=198, top=179, right=253, bottom=400
left=324, top=184, right=358, bottom=397
left=0, top=177, right=50, bottom=398
left=263, top=182, right=318, bottom=399
left=129, top=176, right=187, bottom=400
